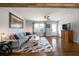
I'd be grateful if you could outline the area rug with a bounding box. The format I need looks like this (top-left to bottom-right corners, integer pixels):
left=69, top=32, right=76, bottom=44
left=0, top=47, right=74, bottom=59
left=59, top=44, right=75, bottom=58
left=14, top=37, right=53, bottom=52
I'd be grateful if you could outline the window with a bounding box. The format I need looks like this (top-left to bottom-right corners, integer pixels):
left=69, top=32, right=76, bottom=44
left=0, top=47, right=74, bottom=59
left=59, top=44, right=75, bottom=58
left=34, top=23, right=45, bottom=34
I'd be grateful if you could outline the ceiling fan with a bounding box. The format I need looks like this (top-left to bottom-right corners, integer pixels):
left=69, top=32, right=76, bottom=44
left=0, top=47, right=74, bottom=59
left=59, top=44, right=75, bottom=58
left=44, top=15, right=50, bottom=20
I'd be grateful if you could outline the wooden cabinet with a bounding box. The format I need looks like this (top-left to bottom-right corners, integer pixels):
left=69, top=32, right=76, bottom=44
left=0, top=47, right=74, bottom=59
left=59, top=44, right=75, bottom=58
left=61, top=30, right=73, bottom=42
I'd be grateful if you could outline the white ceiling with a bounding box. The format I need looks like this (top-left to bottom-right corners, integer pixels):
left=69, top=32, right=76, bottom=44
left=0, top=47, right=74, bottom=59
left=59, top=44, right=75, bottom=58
left=1, top=8, right=79, bottom=21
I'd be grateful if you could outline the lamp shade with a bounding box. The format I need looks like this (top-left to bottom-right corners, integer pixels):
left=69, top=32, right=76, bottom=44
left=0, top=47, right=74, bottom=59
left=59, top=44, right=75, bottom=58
left=2, top=33, right=6, bottom=38
left=1, top=33, right=6, bottom=41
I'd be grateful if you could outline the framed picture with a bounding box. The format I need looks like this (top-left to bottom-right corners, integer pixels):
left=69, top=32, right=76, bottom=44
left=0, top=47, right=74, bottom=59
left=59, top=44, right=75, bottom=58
left=9, top=12, right=23, bottom=29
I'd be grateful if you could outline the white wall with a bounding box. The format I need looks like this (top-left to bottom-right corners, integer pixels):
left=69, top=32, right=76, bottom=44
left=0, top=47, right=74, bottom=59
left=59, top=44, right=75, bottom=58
left=59, top=12, right=79, bottom=43
left=25, top=20, right=33, bottom=33
left=1, top=8, right=79, bottom=43
left=0, top=8, right=33, bottom=41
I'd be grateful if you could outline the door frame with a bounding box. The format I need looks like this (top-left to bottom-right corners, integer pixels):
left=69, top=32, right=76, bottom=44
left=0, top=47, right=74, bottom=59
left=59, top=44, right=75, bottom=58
left=45, top=21, right=59, bottom=36
left=33, top=21, right=59, bottom=37
left=33, top=22, right=46, bottom=36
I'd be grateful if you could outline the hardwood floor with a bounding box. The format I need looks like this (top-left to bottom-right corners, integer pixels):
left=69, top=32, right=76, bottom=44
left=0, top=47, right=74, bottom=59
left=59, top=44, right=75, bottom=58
left=10, top=36, right=79, bottom=56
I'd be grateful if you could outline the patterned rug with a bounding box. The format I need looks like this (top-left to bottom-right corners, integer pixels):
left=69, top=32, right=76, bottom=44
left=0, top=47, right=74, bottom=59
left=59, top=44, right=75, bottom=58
left=14, top=37, right=53, bottom=52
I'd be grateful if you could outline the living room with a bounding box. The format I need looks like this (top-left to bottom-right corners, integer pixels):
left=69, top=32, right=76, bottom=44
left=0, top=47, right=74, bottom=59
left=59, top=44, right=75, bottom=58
left=0, top=3, right=79, bottom=56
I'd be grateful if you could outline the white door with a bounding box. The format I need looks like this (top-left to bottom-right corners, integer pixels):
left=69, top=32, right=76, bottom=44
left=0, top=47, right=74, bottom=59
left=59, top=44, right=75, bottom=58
left=51, top=23, right=58, bottom=36
left=34, top=23, right=45, bottom=36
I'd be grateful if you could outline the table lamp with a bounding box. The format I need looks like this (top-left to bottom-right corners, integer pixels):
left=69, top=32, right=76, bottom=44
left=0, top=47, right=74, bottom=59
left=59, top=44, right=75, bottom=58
left=1, top=33, right=6, bottom=41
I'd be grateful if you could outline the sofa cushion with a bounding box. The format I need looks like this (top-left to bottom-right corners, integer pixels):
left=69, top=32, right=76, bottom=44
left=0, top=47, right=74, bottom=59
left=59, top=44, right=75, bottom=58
left=10, top=35, right=16, bottom=40
left=25, top=32, right=31, bottom=36
left=16, top=33, right=24, bottom=39
left=14, top=34, right=19, bottom=40
left=19, top=36, right=32, bottom=48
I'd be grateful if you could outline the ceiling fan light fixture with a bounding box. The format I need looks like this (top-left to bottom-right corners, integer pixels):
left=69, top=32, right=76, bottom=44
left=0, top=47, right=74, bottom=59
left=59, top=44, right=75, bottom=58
left=44, top=15, right=50, bottom=21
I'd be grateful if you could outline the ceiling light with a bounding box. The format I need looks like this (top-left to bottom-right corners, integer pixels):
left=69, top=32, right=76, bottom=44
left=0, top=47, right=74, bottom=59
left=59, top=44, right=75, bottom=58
left=44, top=15, right=50, bottom=20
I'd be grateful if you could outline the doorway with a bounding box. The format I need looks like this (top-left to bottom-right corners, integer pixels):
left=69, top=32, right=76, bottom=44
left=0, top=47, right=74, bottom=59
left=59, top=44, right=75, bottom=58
left=45, top=22, right=58, bottom=36
left=33, top=23, right=45, bottom=36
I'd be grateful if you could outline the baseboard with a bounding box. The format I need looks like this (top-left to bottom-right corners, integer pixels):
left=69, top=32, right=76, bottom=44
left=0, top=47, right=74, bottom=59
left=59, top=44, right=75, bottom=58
left=46, top=35, right=61, bottom=37
left=73, top=40, right=79, bottom=43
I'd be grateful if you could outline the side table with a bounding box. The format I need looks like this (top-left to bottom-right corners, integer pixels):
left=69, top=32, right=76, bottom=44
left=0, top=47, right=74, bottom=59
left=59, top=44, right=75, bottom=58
left=0, top=41, right=12, bottom=56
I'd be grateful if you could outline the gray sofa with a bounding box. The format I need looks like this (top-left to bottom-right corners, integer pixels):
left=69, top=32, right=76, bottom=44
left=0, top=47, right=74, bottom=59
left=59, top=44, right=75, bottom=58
left=11, top=32, right=31, bottom=49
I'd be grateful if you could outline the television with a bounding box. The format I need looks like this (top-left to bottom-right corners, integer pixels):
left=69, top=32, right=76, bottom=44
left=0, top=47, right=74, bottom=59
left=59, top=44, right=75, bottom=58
left=62, top=23, right=71, bottom=30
